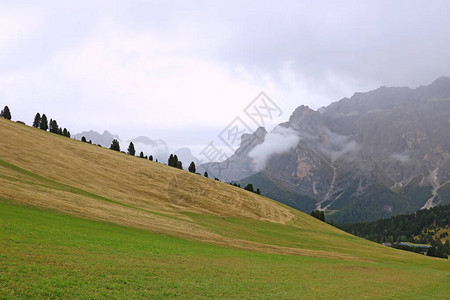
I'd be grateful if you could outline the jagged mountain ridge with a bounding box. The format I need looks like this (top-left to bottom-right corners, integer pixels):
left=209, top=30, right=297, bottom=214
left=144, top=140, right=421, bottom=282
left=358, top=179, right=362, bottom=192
left=220, top=77, right=450, bottom=223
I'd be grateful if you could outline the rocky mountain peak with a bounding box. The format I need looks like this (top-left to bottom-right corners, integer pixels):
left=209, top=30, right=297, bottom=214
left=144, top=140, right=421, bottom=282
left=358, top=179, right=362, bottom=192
left=425, top=76, right=450, bottom=98
left=287, top=105, right=324, bottom=136
left=289, top=105, right=315, bottom=120
left=239, top=126, right=267, bottom=153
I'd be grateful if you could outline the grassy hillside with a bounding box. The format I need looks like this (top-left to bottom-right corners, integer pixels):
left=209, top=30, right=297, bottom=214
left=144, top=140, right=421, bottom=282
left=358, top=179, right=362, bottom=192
left=238, top=172, right=317, bottom=212
left=0, top=118, right=449, bottom=298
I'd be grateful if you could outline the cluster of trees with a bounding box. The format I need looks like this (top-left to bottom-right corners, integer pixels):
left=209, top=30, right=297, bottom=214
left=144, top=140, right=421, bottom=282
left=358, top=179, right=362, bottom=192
left=425, top=244, right=448, bottom=258
left=339, top=204, right=449, bottom=259
left=81, top=136, right=92, bottom=144
left=391, top=242, right=448, bottom=259
left=391, top=243, right=427, bottom=254
left=243, top=183, right=261, bottom=194
left=1, top=106, right=11, bottom=120
left=229, top=182, right=261, bottom=194
left=139, top=151, right=150, bottom=159
left=311, top=210, right=326, bottom=222
left=168, top=154, right=183, bottom=169
left=109, top=140, right=155, bottom=161
left=1, top=106, right=70, bottom=139
left=33, top=113, right=71, bottom=138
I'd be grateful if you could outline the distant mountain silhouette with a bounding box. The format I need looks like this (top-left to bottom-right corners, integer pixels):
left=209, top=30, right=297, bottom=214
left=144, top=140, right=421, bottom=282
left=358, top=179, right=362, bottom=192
left=73, top=130, right=120, bottom=148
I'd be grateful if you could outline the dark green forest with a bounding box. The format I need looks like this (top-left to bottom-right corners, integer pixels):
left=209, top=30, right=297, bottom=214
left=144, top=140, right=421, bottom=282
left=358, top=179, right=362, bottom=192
left=339, top=204, right=450, bottom=258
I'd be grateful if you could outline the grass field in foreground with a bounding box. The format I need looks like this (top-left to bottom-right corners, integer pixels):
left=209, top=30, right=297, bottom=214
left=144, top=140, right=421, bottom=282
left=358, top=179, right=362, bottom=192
left=1, top=200, right=449, bottom=299
left=0, top=118, right=449, bottom=298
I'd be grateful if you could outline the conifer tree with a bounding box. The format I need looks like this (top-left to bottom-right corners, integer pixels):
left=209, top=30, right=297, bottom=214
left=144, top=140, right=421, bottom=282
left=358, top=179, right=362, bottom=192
left=1, top=106, right=11, bottom=120
left=127, top=142, right=136, bottom=156
left=81, top=136, right=87, bottom=142
left=310, top=210, right=325, bottom=222
left=256, top=188, right=261, bottom=195
left=320, top=211, right=325, bottom=222
left=49, top=119, right=59, bottom=134
left=177, top=161, right=183, bottom=170
left=204, top=171, right=208, bottom=178
left=149, top=155, right=153, bottom=161
left=139, top=151, right=144, bottom=158
left=33, top=113, right=41, bottom=128
left=110, top=139, right=120, bottom=151
left=188, top=162, right=196, bottom=173
left=244, top=184, right=254, bottom=192
left=168, top=154, right=174, bottom=166
left=39, top=114, right=48, bottom=131
left=63, top=128, right=68, bottom=137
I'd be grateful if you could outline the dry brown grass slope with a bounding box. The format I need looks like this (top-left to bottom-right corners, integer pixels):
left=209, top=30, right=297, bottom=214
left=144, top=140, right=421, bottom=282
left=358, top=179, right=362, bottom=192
left=2, top=117, right=445, bottom=264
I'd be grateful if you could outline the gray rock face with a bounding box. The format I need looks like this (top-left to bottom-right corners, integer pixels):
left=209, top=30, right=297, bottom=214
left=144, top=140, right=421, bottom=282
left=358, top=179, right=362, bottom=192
left=228, top=77, right=450, bottom=222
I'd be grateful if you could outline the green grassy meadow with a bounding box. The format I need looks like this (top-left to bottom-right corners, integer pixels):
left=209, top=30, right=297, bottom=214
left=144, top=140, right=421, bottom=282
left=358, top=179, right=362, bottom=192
left=1, top=200, right=449, bottom=299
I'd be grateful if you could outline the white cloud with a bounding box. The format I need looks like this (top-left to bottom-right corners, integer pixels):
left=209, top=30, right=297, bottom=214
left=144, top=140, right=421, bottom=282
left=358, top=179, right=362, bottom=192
left=390, top=152, right=411, bottom=163
left=248, top=126, right=300, bottom=171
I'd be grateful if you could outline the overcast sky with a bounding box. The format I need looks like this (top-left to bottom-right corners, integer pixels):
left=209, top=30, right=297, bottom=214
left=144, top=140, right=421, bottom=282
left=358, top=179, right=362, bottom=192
left=1, top=0, right=449, bottom=154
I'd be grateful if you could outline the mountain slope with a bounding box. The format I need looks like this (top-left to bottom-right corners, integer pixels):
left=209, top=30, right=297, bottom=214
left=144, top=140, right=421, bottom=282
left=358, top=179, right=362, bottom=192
left=221, top=77, right=450, bottom=223
left=0, top=118, right=449, bottom=298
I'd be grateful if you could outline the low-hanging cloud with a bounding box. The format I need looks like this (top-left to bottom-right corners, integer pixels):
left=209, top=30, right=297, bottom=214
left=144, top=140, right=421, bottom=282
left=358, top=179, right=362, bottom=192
left=248, top=126, right=300, bottom=172
left=390, top=151, right=411, bottom=163
left=320, top=129, right=360, bottom=162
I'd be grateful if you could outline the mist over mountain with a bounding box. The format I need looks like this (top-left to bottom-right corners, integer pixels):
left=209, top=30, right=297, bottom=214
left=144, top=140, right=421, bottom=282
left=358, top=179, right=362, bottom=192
left=173, top=147, right=200, bottom=169
left=213, top=77, right=450, bottom=223
left=127, top=136, right=169, bottom=161
left=201, top=127, right=267, bottom=181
